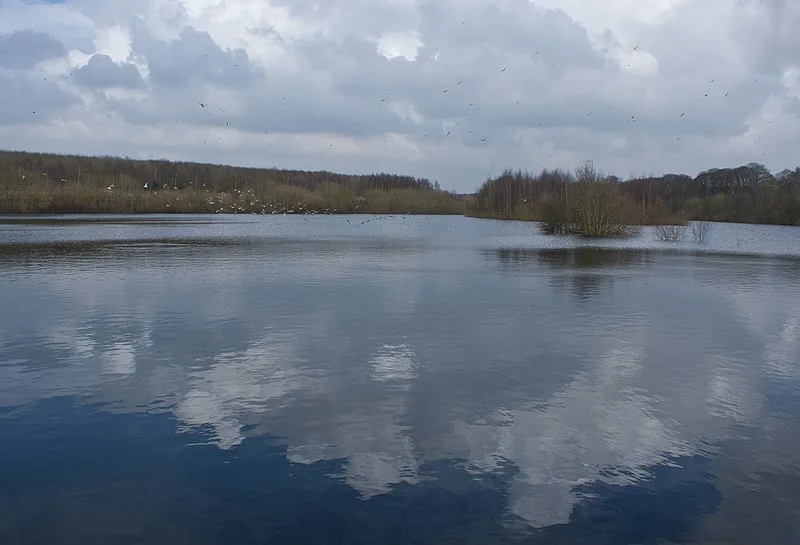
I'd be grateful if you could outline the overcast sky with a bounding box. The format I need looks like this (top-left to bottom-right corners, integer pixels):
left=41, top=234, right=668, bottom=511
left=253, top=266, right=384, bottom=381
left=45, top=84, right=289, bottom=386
left=1, top=0, right=799, bottom=191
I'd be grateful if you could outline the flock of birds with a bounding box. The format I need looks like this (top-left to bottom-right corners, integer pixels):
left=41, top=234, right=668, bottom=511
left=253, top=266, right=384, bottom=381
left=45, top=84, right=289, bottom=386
left=183, top=38, right=781, bottom=160
left=99, top=36, right=786, bottom=213
left=124, top=183, right=437, bottom=222
left=10, top=18, right=796, bottom=164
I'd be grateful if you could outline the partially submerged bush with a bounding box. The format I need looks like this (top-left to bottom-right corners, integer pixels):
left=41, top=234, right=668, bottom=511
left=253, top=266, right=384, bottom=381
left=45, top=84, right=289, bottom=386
left=690, top=220, right=712, bottom=242
left=651, top=224, right=687, bottom=242
left=538, top=161, right=642, bottom=237
left=539, top=196, right=573, bottom=234
left=571, top=181, right=640, bottom=237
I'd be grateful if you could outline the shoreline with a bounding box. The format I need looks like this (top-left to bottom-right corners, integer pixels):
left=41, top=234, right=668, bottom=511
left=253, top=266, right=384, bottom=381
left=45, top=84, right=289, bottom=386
left=1, top=211, right=799, bottom=230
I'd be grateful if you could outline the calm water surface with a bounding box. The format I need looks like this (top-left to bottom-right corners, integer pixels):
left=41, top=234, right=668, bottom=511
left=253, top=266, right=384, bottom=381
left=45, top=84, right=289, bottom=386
left=1, top=215, right=800, bottom=544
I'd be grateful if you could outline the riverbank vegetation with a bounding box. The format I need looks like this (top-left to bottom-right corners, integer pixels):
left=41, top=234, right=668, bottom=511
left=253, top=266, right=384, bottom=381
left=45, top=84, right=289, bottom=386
left=469, top=161, right=800, bottom=233
left=0, top=150, right=467, bottom=215
left=3, top=151, right=800, bottom=234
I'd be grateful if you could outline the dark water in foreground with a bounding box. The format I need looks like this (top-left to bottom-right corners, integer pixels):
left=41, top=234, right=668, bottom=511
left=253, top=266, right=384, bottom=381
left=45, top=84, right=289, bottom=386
left=1, top=215, right=800, bottom=545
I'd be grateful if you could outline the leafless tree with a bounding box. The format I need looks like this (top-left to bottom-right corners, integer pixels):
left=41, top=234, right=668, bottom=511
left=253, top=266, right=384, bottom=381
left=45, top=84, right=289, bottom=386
left=651, top=224, right=687, bottom=242
left=690, top=220, right=711, bottom=242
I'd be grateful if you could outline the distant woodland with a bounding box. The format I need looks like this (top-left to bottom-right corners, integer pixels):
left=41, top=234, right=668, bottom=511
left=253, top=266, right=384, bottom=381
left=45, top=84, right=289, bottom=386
left=469, top=162, right=800, bottom=228
left=0, top=150, right=466, bottom=215
left=2, top=150, right=800, bottom=228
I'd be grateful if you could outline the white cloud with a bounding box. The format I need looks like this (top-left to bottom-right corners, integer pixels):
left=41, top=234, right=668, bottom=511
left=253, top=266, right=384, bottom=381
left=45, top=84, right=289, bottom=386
left=103, top=342, right=137, bottom=375
left=369, top=344, right=418, bottom=383
left=176, top=337, right=317, bottom=449
left=376, top=30, right=423, bottom=61
left=0, top=0, right=799, bottom=189
left=93, top=25, right=133, bottom=63
left=783, top=66, right=800, bottom=99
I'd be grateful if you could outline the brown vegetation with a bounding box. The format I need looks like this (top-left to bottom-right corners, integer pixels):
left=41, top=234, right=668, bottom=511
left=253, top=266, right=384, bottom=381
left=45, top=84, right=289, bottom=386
left=651, top=224, right=687, bottom=242
left=689, top=221, right=711, bottom=243
left=468, top=161, right=800, bottom=234
left=478, top=162, right=646, bottom=237
left=0, top=150, right=466, bottom=215
left=3, top=150, right=800, bottom=233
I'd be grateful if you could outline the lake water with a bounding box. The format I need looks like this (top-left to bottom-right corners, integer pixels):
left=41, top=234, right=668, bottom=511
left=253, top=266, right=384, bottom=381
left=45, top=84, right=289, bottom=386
left=1, top=215, right=800, bottom=545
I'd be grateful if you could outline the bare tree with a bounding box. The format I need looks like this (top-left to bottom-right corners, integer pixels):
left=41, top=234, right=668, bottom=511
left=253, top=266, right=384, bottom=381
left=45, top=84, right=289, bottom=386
left=651, top=224, right=687, bottom=241
left=690, top=220, right=711, bottom=242
left=571, top=162, right=640, bottom=237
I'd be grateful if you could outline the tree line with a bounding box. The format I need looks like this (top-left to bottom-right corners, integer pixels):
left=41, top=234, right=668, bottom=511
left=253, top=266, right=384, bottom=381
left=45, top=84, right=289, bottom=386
left=3, top=149, right=799, bottom=226
left=0, top=150, right=442, bottom=193
left=468, top=162, right=800, bottom=227
left=0, top=150, right=465, bottom=215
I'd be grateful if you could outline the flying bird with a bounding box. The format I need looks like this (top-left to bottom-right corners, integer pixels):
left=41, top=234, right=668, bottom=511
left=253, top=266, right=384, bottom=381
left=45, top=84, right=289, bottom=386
left=199, top=102, right=206, bottom=108
left=500, top=67, right=507, bottom=72
left=480, top=137, right=486, bottom=142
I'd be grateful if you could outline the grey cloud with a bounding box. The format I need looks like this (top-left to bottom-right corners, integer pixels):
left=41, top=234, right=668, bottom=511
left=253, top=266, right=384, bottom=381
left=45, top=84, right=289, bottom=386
left=155, top=0, right=188, bottom=26
left=0, top=71, right=78, bottom=124
left=744, top=0, right=800, bottom=69
left=287, top=21, right=741, bottom=148
left=0, top=29, right=65, bottom=70
left=283, top=29, right=607, bottom=141
left=73, top=54, right=144, bottom=89
left=267, top=0, right=419, bottom=33
left=140, top=27, right=260, bottom=88
left=109, top=85, right=416, bottom=139
left=104, top=29, right=414, bottom=136
left=648, top=1, right=797, bottom=80
left=307, top=1, right=604, bottom=102
left=2, top=0, right=799, bottom=190
left=416, top=0, right=603, bottom=69
left=60, top=0, right=146, bottom=25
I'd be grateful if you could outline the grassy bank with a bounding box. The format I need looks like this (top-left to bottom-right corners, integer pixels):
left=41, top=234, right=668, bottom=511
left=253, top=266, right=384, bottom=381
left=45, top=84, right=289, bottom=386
left=5, top=151, right=799, bottom=231
left=0, top=150, right=466, bottom=215
left=0, top=182, right=466, bottom=215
